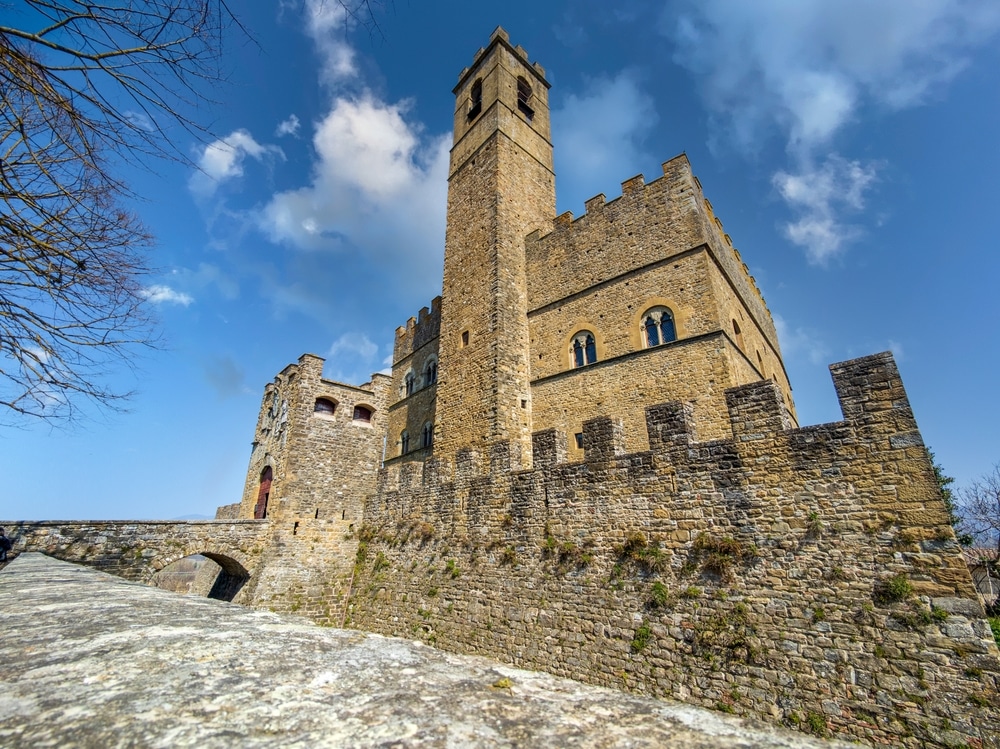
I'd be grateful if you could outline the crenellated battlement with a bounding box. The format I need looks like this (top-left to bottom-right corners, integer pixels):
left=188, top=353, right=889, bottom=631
left=355, top=352, right=998, bottom=748
left=393, top=295, right=442, bottom=362
left=375, top=353, right=906, bottom=497
left=525, top=157, right=775, bottom=340
left=455, top=26, right=547, bottom=89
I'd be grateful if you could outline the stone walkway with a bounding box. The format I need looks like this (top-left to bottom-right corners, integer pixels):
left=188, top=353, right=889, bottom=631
left=0, top=554, right=858, bottom=748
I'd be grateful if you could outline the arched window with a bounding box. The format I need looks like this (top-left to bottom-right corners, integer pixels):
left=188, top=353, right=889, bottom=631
left=469, top=79, right=482, bottom=119
left=422, top=422, right=434, bottom=449
left=404, top=371, right=415, bottom=396
left=424, top=358, right=438, bottom=386
left=353, top=405, right=372, bottom=423
left=313, top=398, right=336, bottom=416
left=642, top=307, right=677, bottom=347
left=571, top=331, right=598, bottom=367
left=400, top=430, right=410, bottom=455
left=517, top=76, right=534, bottom=119
left=732, top=319, right=744, bottom=349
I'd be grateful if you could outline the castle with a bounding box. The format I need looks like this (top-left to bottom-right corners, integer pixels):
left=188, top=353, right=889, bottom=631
left=214, top=28, right=999, bottom=747
left=235, top=26, right=795, bottom=527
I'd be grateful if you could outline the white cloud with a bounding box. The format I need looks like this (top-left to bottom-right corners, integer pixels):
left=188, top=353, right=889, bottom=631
left=189, top=0, right=449, bottom=324
left=888, top=339, right=905, bottom=362
left=668, top=0, right=1000, bottom=155
left=303, top=0, right=356, bottom=86
left=141, top=285, right=194, bottom=306
left=552, top=71, right=657, bottom=210
left=276, top=114, right=301, bottom=137
left=772, top=155, right=878, bottom=263
left=329, top=331, right=378, bottom=361
left=665, top=0, right=1000, bottom=260
left=188, top=130, right=284, bottom=197
left=259, top=95, right=449, bottom=288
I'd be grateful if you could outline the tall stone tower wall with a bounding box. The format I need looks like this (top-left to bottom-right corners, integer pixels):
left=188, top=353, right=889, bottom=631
left=434, top=28, right=556, bottom=465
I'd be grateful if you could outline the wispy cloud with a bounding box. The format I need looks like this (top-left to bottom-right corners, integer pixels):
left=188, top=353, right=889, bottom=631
left=302, top=0, right=357, bottom=86
left=324, top=332, right=385, bottom=384
left=189, top=2, right=449, bottom=322
left=141, top=285, right=194, bottom=306
left=772, top=155, right=878, bottom=264
left=188, top=130, right=284, bottom=197
left=774, top=314, right=829, bottom=366
left=275, top=114, right=301, bottom=137
left=664, top=0, right=1000, bottom=261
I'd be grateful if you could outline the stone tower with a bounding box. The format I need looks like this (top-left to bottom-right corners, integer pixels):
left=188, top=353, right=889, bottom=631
left=433, top=27, right=556, bottom=465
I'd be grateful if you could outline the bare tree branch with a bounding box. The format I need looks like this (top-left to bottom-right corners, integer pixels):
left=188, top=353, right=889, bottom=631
left=958, top=464, right=1000, bottom=559
left=0, top=0, right=385, bottom=424
left=0, top=1, right=240, bottom=423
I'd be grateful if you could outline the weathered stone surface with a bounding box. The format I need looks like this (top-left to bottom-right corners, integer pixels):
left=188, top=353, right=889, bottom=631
left=0, top=554, right=854, bottom=749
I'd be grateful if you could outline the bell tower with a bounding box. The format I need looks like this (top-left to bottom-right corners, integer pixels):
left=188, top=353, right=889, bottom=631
left=434, top=27, right=555, bottom=464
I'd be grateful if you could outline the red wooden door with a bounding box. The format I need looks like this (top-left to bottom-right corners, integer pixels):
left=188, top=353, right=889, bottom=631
left=254, top=467, right=272, bottom=519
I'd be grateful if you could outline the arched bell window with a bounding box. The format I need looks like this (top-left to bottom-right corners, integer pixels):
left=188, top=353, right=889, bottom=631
left=468, top=79, right=483, bottom=119
left=517, top=76, right=534, bottom=119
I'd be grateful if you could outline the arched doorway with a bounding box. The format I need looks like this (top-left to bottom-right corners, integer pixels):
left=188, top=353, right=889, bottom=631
left=254, top=466, right=272, bottom=519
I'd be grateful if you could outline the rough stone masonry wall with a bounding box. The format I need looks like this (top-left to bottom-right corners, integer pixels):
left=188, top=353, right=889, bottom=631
left=243, top=518, right=360, bottom=625
left=525, top=156, right=794, bottom=415
left=3, top=520, right=270, bottom=605
left=530, top=332, right=745, bottom=459
left=350, top=353, right=999, bottom=748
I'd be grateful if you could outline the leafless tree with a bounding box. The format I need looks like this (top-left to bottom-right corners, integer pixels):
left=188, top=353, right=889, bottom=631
left=1, top=1, right=386, bottom=423
left=0, top=1, right=245, bottom=422
left=958, top=464, right=1000, bottom=556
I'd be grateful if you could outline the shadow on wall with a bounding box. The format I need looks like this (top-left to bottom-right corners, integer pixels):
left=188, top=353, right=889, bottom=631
left=150, top=553, right=249, bottom=602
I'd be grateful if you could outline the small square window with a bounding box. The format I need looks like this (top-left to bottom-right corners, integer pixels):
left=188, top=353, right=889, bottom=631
left=575, top=433, right=584, bottom=449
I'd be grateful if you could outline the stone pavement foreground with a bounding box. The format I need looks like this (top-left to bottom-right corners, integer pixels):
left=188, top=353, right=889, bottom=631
left=0, top=554, right=858, bottom=748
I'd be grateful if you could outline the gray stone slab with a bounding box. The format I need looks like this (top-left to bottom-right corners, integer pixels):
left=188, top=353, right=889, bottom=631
left=0, top=554, right=857, bottom=748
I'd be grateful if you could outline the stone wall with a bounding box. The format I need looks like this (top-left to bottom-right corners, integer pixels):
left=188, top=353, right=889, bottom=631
left=245, top=517, right=360, bottom=625
left=240, top=353, right=390, bottom=524
left=2, top=520, right=270, bottom=604
left=387, top=297, right=441, bottom=463
left=530, top=332, right=746, bottom=458
left=350, top=353, right=999, bottom=748
left=525, top=156, right=794, bottom=416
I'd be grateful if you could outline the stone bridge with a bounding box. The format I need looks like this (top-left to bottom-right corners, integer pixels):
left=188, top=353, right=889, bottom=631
left=0, top=520, right=271, bottom=603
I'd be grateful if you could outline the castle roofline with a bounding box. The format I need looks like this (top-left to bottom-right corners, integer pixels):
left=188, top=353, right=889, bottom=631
left=453, top=26, right=550, bottom=94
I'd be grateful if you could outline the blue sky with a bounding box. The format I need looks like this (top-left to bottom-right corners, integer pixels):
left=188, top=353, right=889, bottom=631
left=5, top=0, right=1000, bottom=520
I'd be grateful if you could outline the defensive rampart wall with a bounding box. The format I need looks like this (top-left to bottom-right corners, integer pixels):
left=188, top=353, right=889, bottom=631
left=1, top=520, right=270, bottom=603
left=351, top=352, right=1000, bottom=747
